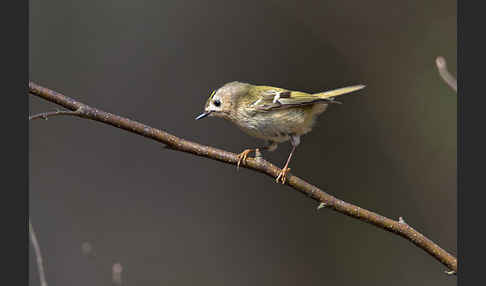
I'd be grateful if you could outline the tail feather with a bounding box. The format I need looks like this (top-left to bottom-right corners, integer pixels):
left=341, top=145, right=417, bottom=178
left=313, top=85, right=365, bottom=99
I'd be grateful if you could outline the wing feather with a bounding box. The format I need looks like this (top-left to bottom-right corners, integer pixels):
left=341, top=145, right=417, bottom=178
left=249, top=84, right=364, bottom=112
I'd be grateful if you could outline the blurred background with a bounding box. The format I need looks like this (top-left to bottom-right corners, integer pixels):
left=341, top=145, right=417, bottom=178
left=29, top=0, right=456, bottom=285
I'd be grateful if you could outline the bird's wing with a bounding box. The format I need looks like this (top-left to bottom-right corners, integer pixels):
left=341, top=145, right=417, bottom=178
left=250, top=85, right=362, bottom=111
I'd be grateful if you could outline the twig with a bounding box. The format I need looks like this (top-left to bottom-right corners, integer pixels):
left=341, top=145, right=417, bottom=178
left=445, top=270, right=457, bottom=275
left=28, top=81, right=457, bottom=274
left=29, top=219, right=48, bottom=286
left=398, top=216, right=408, bottom=225
left=112, top=263, right=123, bottom=285
left=316, top=202, right=327, bottom=210
left=29, top=109, right=81, bottom=121
left=436, top=56, right=457, bottom=92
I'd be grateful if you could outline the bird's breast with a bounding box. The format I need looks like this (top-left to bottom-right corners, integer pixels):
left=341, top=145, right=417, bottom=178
left=229, top=103, right=328, bottom=143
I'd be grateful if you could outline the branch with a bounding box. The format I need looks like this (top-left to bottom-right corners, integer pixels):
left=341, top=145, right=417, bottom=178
left=28, top=81, right=457, bottom=274
left=29, top=109, right=81, bottom=121
left=112, top=263, right=123, bottom=286
left=29, top=219, right=48, bottom=286
left=436, top=56, right=457, bottom=92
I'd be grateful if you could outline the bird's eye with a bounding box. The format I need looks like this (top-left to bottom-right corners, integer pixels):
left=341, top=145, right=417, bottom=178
left=213, top=99, right=221, bottom=107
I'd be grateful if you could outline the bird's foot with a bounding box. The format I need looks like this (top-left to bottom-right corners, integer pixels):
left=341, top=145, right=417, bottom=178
left=236, top=149, right=254, bottom=170
left=254, top=148, right=263, bottom=160
left=275, top=167, right=291, bottom=184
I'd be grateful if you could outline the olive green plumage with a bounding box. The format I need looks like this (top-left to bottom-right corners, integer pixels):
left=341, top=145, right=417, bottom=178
left=195, top=81, right=365, bottom=183
left=197, top=81, right=364, bottom=144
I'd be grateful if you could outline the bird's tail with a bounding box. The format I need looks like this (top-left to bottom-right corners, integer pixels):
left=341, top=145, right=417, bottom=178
left=313, top=85, right=365, bottom=100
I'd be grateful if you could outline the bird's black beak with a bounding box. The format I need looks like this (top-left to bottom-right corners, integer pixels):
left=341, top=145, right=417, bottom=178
left=195, top=111, right=211, bottom=120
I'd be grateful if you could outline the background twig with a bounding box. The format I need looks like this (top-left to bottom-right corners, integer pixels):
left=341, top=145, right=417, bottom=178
left=436, top=56, right=457, bottom=92
left=112, top=263, right=123, bottom=286
left=29, top=219, right=48, bottom=286
left=29, top=109, right=80, bottom=121
left=28, top=81, right=457, bottom=274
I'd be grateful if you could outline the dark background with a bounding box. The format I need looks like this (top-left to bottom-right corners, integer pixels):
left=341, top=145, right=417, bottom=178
left=29, top=1, right=456, bottom=285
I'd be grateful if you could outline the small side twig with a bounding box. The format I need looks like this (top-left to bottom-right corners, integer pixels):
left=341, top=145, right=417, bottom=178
left=316, top=202, right=327, bottom=210
left=29, top=109, right=81, bottom=121
left=398, top=216, right=408, bottom=225
left=435, top=56, right=457, bottom=92
left=29, top=219, right=48, bottom=286
left=445, top=270, right=457, bottom=275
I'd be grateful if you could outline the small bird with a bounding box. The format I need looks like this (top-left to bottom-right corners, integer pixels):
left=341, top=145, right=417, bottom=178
left=195, top=82, right=365, bottom=184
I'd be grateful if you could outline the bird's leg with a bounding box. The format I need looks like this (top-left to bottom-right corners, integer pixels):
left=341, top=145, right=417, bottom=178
left=275, top=146, right=296, bottom=184
left=237, top=141, right=278, bottom=170
left=276, top=135, right=300, bottom=184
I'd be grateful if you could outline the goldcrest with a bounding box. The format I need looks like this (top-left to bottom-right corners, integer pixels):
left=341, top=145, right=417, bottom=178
left=196, top=81, right=365, bottom=183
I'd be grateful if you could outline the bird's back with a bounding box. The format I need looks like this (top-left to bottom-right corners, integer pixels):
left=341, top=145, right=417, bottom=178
left=225, top=83, right=363, bottom=143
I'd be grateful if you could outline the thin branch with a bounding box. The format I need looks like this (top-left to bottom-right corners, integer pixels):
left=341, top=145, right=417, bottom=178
left=29, top=219, right=48, bottom=286
left=29, top=109, right=81, bottom=121
left=436, top=56, right=457, bottom=92
left=28, top=81, right=457, bottom=274
left=112, top=263, right=123, bottom=286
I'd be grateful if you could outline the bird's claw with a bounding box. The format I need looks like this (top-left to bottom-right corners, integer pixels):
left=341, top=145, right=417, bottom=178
left=237, top=149, right=253, bottom=170
left=275, top=167, right=291, bottom=184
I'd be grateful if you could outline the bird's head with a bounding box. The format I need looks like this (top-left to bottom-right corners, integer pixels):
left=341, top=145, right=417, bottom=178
left=195, top=81, right=250, bottom=120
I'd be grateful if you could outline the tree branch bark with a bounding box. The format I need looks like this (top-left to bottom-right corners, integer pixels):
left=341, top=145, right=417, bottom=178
left=28, top=81, right=457, bottom=274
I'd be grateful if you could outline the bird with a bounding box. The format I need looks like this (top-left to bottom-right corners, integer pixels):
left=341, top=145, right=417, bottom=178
left=195, top=81, right=365, bottom=184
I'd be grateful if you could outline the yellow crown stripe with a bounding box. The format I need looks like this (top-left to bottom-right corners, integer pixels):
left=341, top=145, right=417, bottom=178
left=208, top=90, right=216, bottom=100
